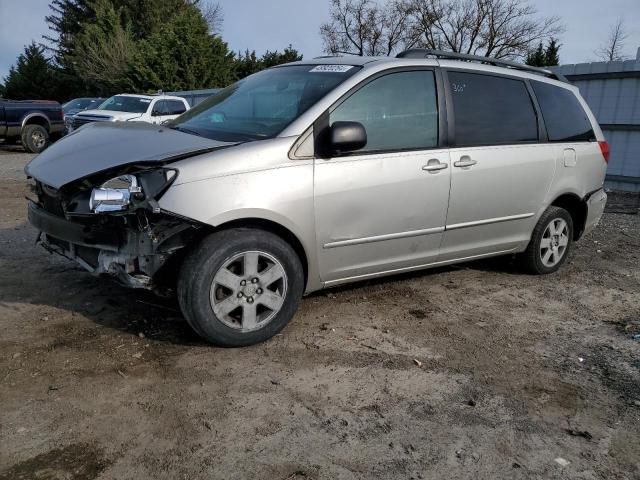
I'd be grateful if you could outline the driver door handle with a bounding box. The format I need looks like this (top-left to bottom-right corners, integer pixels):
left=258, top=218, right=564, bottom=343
left=454, top=156, right=477, bottom=168
left=422, top=159, right=448, bottom=172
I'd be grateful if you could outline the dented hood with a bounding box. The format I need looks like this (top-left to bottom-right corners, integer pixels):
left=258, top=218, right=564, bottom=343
left=25, top=122, right=235, bottom=188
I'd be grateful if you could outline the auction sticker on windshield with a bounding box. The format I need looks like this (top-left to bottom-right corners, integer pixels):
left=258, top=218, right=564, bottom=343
left=310, top=65, right=354, bottom=73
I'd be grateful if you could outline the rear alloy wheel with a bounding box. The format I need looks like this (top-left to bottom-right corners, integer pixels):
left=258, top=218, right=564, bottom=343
left=178, top=228, right=304, bottom=346
left=21, top=124, right=49, bottom=153
left=539, top=218, right=569, bottom=268
left=519, top=206, right=573, bottom=274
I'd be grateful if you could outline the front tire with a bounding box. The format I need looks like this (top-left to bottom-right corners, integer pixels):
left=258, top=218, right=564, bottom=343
left=519, top=206, right=573, bottom=274
left=21, top=124, right=49, bottom=153
left=178, top=228, right=304, bottom=347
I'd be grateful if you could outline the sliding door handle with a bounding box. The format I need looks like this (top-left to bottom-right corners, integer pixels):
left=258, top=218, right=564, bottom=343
left=454, top=156, right=477, bottom=168
left=422, top=160, right=448, bottom=172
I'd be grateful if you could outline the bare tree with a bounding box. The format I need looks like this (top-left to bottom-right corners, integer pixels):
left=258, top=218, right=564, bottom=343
left=320, top=0, right=415, bottom=56
left=321, top=0, right=563, bottom=59
left=407, top=0, right=563, bottom=59
left=595, top=18, right=629, bottom=61
left=195, top=0, right=224, bottom=35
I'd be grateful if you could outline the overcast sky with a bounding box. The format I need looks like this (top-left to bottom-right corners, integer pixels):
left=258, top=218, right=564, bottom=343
left=1, top=0, right=639, bottom=82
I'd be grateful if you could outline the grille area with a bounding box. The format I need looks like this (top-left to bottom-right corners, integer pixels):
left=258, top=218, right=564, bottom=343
left=71, top=117, right=94, bottom=129
left=71, top=115, right=111, bottom=129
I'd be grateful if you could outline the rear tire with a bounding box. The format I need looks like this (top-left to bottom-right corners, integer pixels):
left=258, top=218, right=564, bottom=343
left=518, top=206, right=573, bottom=274
left=178, top=228, right=304, bottom=347
left=21, top=124, right=49, bottom=153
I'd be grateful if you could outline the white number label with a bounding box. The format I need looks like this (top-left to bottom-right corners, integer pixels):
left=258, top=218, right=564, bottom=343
left=452, top=83, right=466, bottom=93
left=310, top=65, right=354, bottom=73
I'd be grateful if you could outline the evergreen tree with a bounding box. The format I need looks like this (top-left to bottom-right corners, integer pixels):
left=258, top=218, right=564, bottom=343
left=44, top=0, right=237, bottom=97
left=544, top=38, right=560, bottom=66
left=6, top=1, right=303, bottom=99
left=261, top=45, right=303, bottom=68
left=70, top=0, right=137, bottom=95
left=234, top=50, right=263, bottom=79
left=525, top=39, right=561, bottom=67
left=2, top=43, right=58, bottom=100
left=234, top=45, right=303, bottom=80
left=131, top=4, right=236, bottom=91
left=525, top=42, right=546, bottom=67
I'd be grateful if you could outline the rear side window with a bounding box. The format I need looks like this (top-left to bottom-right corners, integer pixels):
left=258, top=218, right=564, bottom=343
left=448, top=71, right=538, bottom=146
left=531, top=81, right=594, bottom=142
left=153, top=100, right=168, bottom=115
left=330, top=70, right=438, bottom=153
left=167, top=100, right=187, bottom=115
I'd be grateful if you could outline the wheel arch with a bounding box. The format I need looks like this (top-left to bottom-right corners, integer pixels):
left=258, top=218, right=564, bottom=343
left=550, top=192, right=588, bottom=240
left=22, top=113, right=51, bottom=131
left=209, top=217, right=310, bottom=286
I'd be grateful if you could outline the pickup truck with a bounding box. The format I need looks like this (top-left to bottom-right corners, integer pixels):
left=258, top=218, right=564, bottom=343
left=67, top=94, right=189, bottom=132
left=0, top=99, right=65, bottom=153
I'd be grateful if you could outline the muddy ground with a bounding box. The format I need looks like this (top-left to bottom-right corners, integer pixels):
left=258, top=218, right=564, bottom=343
left=1, top=145, right=639, bottom=479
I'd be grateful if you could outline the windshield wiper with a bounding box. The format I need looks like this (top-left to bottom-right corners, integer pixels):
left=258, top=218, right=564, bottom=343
left=170, top=125, right=203, bottom=137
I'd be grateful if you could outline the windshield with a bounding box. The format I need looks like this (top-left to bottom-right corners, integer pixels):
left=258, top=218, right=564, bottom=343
left=62, top=98, right=99, bottom=113
left=97, top=95, right=151, bottom=114
left=169, top=64, right=360, bottom=141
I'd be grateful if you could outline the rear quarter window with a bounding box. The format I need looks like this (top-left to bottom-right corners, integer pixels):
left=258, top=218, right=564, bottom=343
left=531, top=81, right=595, bottom=142
left=167, top=100, right=187, bottom=115
left=447, top=71, right=538, bottom=147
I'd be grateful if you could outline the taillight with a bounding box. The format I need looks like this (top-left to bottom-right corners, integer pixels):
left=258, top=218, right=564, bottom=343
left=598, top=141, right=610, bottom=164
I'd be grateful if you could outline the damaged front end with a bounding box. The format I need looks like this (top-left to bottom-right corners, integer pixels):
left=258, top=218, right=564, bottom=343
left=27, top=166, right=201, bottom=291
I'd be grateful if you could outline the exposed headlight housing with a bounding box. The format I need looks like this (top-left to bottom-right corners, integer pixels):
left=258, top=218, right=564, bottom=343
left=90, top=174, right=142, bottom=213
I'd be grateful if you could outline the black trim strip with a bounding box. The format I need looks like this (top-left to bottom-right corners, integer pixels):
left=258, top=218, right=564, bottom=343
left=600, top=124, right=640, bottom=132
left=605, top=174, right=640, bottom=185
left=566, top=71, right=640, bottom=81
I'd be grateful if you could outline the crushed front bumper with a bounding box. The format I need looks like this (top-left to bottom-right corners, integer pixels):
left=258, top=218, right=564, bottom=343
left=28, top=202, right=195, bottom=289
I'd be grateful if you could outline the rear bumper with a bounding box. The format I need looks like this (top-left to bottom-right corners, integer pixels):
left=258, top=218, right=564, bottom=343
left=584, top=188, right=607, bottom=236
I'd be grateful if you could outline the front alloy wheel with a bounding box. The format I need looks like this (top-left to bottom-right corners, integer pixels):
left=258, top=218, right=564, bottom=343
left=210, top=251, right=288, bottom=332
left=178, top=228, right=304, bottom=347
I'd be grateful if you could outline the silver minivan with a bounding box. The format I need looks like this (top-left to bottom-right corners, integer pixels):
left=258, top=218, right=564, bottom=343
left=26, top=49, right=608, bottom=346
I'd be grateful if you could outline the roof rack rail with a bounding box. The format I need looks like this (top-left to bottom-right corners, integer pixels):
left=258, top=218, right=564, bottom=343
left=396, top=48, right=569, bottom=83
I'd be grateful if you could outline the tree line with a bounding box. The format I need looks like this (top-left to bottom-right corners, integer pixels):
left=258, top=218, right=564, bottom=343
left=319, top=0, right=634, bottom=66
left=2, top=0, right=634, bottom=102
left=319, top=0, right=564, bottom=60
left=0, top=0, right=302, bottom=101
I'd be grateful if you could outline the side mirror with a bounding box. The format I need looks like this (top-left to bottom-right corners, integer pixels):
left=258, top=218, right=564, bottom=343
left=330, top=121, right=367, bottom=153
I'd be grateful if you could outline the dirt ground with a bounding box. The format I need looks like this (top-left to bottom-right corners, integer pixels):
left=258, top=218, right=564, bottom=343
left=1, top=145, right=639, bottom=480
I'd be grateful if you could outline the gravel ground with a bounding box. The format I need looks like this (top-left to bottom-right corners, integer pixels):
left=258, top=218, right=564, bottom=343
left=1, top=147, right=639, bottom=480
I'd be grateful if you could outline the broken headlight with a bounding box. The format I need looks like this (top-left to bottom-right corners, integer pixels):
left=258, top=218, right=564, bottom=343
left=86, top=169, right=177, bottom=214
left=89, top=174, right=142, bottom=213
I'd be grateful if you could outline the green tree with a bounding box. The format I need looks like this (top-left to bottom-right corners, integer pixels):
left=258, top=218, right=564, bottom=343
left=70, top=0, right=137, bottom=95
left=544, top=38, right=560, bottom=66
left=234, top=45, right=303, bottom=80
left=234, top=50, right=263, bottom=79
left=2, top=42, right=58, bottom=100
left=44, top=0, right=236, bottom=97
left=261, top=45, right=303, bottom=68
left=525, top=42, right=546, bottom=67
left=131, top=4, right=236, bottom=91
left=526, top=38, right=561, bottom=67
